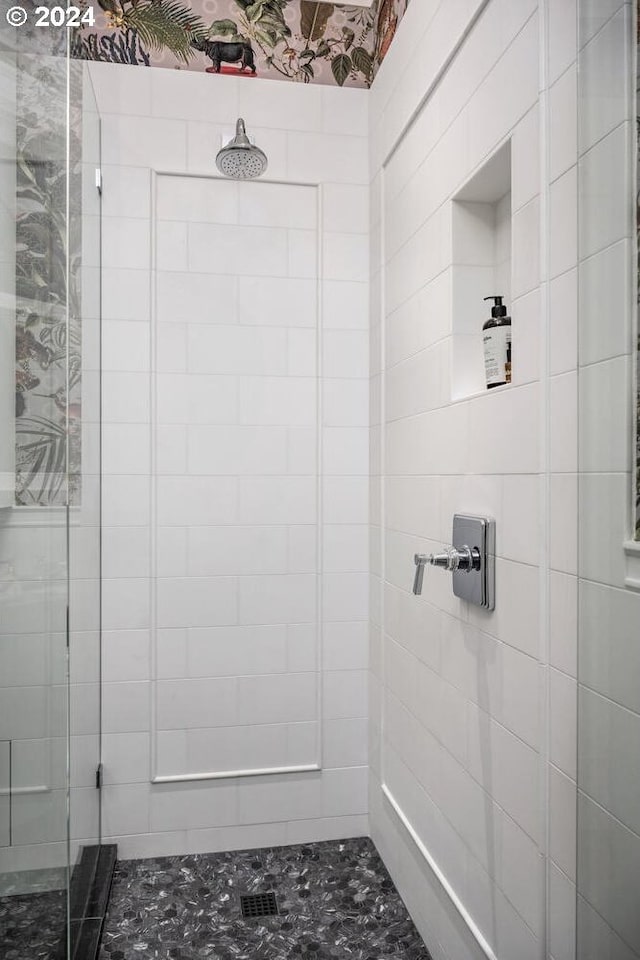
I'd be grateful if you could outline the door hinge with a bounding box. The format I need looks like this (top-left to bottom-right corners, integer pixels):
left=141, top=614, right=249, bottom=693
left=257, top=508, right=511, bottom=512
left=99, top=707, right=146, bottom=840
left=95, top=763, right=103, bottom=790
left=95, top=168, right=102, bottom=194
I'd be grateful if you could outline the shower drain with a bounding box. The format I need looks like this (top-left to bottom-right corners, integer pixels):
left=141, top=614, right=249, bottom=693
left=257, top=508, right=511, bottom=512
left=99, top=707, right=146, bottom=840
left=240, top=892, right=280, bottom=919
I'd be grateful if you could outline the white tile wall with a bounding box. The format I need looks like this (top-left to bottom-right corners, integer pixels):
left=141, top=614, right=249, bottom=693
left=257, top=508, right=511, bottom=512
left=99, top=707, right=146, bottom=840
left=579, top=121, right=632, bottom=262
left=550, top=68, right=578, bottom=183
left=578, top=793, right=640, bottom=955
left=91, top=60, right=369, bottom=858
left=368, top=1, right=584, bottom=959
left=574, top=7, right=640, bottom=957
left=578, top=4, right=632, bottom=154
left=548, top=0, right=578, bottom=84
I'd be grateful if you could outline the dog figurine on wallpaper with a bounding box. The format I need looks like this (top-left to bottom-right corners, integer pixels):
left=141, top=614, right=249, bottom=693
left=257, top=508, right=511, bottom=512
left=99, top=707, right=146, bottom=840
left=191, top=38, right=257, bottom=75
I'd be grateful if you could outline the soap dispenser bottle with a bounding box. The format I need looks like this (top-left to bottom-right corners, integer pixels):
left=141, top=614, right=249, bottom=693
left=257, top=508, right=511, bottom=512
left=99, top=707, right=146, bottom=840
left=482, top=295, right=512, bottom=389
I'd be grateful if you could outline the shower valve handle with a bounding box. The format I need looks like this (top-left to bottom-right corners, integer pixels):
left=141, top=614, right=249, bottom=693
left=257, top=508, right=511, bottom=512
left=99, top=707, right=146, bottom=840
left=413, top=554, right=428, bottom=595
left=413, top=546, right=480, bottom=595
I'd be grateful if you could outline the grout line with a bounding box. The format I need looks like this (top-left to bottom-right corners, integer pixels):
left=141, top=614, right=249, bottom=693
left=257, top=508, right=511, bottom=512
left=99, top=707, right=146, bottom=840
left=538, top=4, right=554, bottom=959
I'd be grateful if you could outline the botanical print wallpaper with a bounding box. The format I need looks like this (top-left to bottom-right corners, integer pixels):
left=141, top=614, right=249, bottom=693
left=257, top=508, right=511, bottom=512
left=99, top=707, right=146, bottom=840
left=72, top=0, right=410, bottom=88
left=14, top=44, right=83, bottom=506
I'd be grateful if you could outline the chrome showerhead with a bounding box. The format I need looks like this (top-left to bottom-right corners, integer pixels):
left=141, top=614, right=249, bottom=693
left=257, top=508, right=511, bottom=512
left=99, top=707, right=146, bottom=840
left=216, top=118, right=268, bottom=180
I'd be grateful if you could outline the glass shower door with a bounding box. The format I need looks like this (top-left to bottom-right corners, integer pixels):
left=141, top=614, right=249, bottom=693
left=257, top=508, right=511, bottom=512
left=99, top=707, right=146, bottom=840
left=0, top=17, right=103, bottom=960
left=0, top=18, right=74, bottom=960
left=67, top=53, right=103, bottom=910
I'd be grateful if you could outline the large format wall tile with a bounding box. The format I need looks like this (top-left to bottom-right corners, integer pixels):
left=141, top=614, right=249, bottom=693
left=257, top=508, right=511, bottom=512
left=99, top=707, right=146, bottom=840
left=96, top=60, right=370, bottom=854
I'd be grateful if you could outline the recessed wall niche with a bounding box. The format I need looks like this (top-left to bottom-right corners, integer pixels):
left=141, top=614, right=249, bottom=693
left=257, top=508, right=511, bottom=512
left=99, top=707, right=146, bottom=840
left=451, top=140, right=512, bottom=400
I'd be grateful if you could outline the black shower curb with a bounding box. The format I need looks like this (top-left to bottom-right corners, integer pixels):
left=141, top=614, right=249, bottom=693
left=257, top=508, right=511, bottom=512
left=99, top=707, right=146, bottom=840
left=59, top=843, right=117, bottom=960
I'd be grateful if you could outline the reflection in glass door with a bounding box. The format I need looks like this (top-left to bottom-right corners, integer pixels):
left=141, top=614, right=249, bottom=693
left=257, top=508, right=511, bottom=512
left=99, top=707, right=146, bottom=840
left=0, top=20, right=74, bottom=959
left=0, top=17, right=102, bottom=960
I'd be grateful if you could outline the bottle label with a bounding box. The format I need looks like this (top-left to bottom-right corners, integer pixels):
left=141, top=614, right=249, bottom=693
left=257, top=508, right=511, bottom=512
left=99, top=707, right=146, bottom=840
left=483, top=327, right=510, bottom=386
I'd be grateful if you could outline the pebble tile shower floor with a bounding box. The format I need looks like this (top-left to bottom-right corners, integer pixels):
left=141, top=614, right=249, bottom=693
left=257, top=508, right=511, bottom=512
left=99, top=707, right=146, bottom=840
left=0, top=889, right=65, bottom=959
left=98, top=837, right=432, bottom=960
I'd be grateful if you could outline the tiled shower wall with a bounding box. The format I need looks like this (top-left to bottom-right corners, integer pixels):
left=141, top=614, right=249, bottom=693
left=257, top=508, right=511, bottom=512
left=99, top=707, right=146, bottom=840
left=151, top=175, right=324, bottom=783
left=368, top=1, right=581, bottom=959
left=90, top=61, right=371, bottom=858
left=575, top=2, right=640, bottom=956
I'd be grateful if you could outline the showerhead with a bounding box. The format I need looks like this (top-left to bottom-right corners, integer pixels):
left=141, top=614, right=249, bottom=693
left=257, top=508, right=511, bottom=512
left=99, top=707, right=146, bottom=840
left=216, top=118, right=268, bottom=180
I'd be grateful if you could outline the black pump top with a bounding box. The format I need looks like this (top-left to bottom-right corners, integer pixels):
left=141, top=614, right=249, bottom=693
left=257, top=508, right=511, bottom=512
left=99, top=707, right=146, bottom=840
left=484, top=295, right=507, bottom=318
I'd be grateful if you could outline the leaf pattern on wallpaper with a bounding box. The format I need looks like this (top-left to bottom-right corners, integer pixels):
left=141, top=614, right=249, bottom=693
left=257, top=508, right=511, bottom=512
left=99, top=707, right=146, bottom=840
left=223, top=0, right=292, bottom=67
left=300, top=2, right=334, bottom=42
left=72, top=27, right=151, bottom=64
left=95, top=0, right=207, bottom=63
left=74, top=0, right=389, bottom=87
left=375, top=0, right=401, bottom=64
left=330, top=51, right=351, bottom=86
left=14, top=56, right=83, bottom=506
left=264, top=2, right=375, bottom=85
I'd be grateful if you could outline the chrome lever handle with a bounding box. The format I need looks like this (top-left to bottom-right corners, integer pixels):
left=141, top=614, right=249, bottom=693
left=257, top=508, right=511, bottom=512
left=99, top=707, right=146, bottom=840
left=413, top=554, right=427, bottom=595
